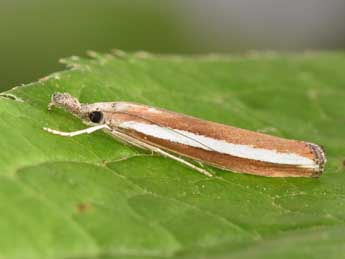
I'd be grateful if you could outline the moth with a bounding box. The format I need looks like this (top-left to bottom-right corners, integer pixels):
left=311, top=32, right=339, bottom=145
left=44, top=92, right=326, bottom=178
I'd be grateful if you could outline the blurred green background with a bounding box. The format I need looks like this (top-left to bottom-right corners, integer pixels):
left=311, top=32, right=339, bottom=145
left=1, top=0, right=344, bottom=91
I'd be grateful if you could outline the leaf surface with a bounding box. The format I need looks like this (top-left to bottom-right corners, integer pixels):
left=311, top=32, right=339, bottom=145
left=1, top=52, right=345, bottom=259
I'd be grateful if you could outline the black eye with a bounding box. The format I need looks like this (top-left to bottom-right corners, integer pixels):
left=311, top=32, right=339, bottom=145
left=89, top=111, right=103, bottom=123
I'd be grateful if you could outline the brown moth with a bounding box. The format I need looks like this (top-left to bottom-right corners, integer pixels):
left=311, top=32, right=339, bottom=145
left=44, top=92, right=326, bottom=178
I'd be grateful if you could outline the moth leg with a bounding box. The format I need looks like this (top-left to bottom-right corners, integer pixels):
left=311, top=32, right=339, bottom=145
left=153, top=146, right=214, bottom=177
left=110, top=129, right=151, bottom=151
left=44, top=124, right=213, bottom=177
left=111, top=129, right=213, bottom=177
left=43, top=124, right=111, bottom=137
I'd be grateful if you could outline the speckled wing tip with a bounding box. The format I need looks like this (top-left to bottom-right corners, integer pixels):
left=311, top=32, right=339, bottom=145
left=306, top=142, right=327, bottom=177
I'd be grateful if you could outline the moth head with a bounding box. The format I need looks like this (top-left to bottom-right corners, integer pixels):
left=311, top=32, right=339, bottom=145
left=49, top=92, right=113, bottom=124
left=80, top=103, right=115, bottom=124
left=49, top=92, right=82, bottom=114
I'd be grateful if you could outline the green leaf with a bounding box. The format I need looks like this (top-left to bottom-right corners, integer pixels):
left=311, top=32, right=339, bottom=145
left=1, top=51, right=344, bottom=259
